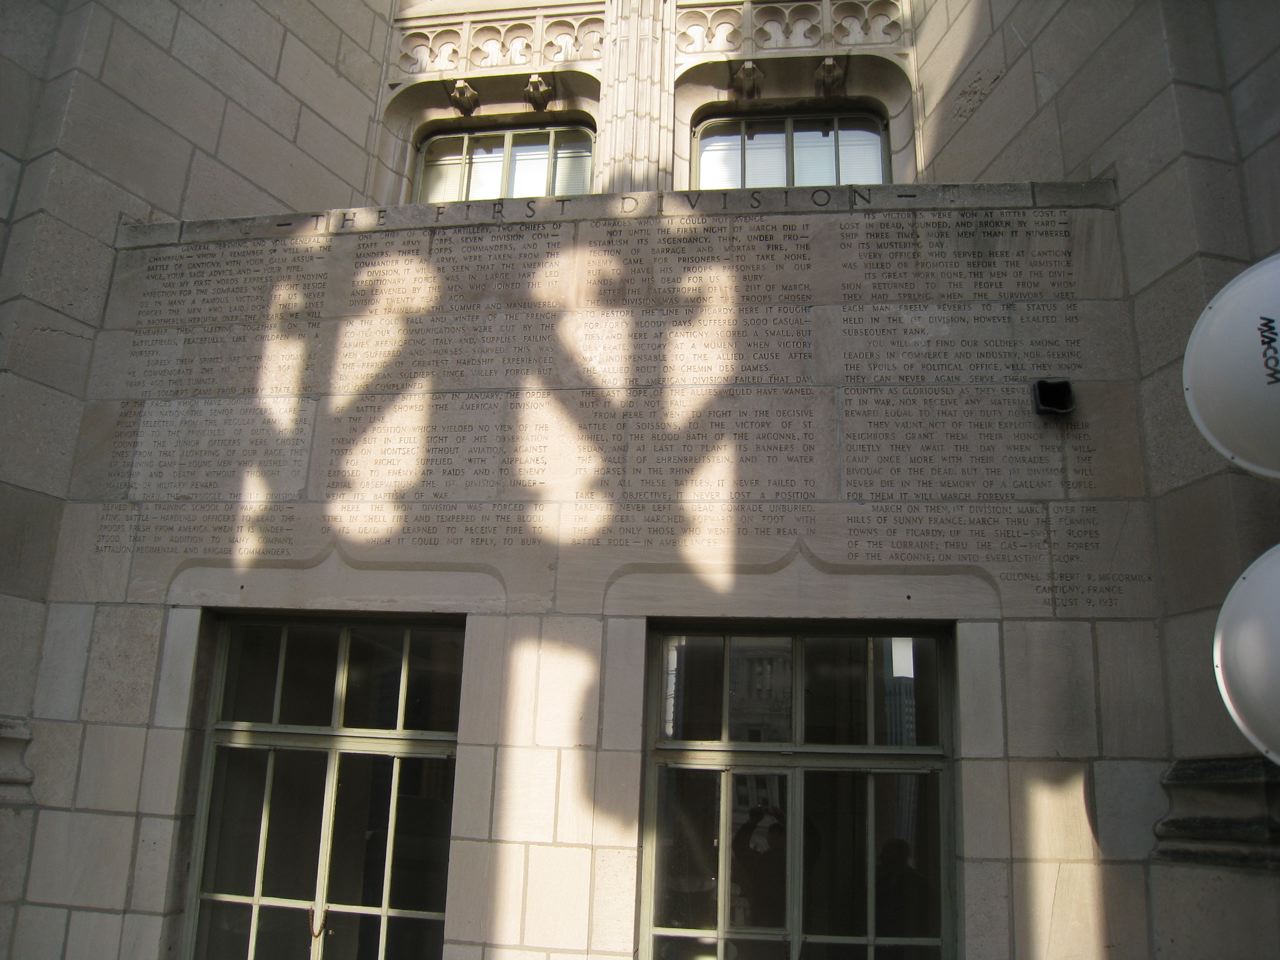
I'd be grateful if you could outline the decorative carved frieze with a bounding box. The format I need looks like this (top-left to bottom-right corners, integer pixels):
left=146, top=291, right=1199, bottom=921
left=396, top=6, right=607, bottom=79
left=393, top=2, right=905, bottom=82
left=674, top=0, right=905, bottom=67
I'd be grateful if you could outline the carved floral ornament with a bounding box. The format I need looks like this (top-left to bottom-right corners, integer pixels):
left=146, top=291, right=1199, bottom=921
left=398, top=14, right=605, bottom=75
left=675, top=0, right=903, bottom=57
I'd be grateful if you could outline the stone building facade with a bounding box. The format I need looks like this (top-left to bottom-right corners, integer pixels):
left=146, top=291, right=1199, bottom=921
left=1, top=1, right=1279, bottom=959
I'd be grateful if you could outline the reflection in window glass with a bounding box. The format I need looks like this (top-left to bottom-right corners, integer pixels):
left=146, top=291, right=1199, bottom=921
left=261, top=749, right=327, bottom=900
left=729, top=773, right=787, bottom=929
left=727, top=637, right=791, bottom=742
left=874, top=773, right=940, bottom=938
left=804, top=636, right=868, bottom=745
left=196, top=619, right=461, bottom=960
left=654, top=767, right=720, bottom=929
left=255, top=906, right=311, bottom=960
left=327, top=753, right=393, bottom=907
left=202, top=747, right=268, bottom=896
left=390, top=758, right=454, bottom=913
left=345, top=625, right=404, bottom=730
left=420, top=137, right=464, bottom=204
left=222, top=624, right=279, bottom=723
left=803, top=771, right=867, bottom=937
left=647, top=627, right=945, bottom=960
left=662, top=635, right=724, bottom=741
left=278, top=623, right=339, bottom=726
left=873, top=636, right=939, bottom=747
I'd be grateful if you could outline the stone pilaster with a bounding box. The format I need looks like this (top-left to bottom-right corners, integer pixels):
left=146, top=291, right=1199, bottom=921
left=595, top=0, right=675, bottom=192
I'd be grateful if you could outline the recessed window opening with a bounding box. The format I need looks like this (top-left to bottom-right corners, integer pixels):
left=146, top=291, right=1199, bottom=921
left=416, top=126, right=593, bottom=202
left=188, top=617, right=464, bottom=960
left=696, top=116, right=886, bottom=189
left=644, top=622, right=949, bottom=960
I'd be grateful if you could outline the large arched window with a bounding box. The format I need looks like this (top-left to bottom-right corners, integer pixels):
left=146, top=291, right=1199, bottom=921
left=695, top=115, right=886, bottom=189
left=414, top=126, right=593, bottom=203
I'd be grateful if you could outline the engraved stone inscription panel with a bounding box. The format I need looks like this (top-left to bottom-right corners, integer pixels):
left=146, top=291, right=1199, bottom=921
left=68, top=187, right=1153, bottom=615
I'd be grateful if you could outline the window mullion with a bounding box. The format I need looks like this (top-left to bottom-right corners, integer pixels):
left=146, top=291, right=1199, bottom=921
left=720, top=635, right=730, bottom=740
left=789, top=771, right=802, bottom=960
left=335, top=628, right=352, bottom=732
left=311, top=749, right=342, bottom=956
left=785, top=118, right=794, bottom=188
left=380, top=756, right=406, bottom=958
left=716, top=767, right=731, bottom=960
left=865, top=773, right=876, bottom=949
left=546, top=129, right=556, bottom=197
left=246, top=750, right=278, bottom=960
left=396, top=627, right=411, bottom=730
left=272, top=627, right=288, bottom=724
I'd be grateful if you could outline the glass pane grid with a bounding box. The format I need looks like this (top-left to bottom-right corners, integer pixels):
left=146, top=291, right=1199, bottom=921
left=647, top=629, right=945, bottom=960
left=196, top=620, right=461, bottom=960
left=695, top=116, right=886, bottom=189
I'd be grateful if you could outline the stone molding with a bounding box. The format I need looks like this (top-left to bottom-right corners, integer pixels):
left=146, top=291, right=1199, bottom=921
left=1156, top=756, right=1280, bottom=872
left=392, top=1, right=906, bottom=82
left=0, top=717, right=34, bottom=804
left=395, top=3, right=607, bottom=79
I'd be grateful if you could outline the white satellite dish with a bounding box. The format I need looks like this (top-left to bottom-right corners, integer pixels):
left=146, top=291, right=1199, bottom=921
left=1215, top=543, right=1280, bottom=764
left=1183, top=251, right=1280, bottom=479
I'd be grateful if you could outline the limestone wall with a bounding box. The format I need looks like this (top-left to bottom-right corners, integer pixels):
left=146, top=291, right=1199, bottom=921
left=16, top=181, right=1238, bottom=959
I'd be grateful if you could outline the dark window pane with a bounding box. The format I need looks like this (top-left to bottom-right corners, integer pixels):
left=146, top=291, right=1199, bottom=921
left=222, top=624, right=280, bottom=722
left=404, top=628, right=463, bottom=732
left=202, top=747, right=268, bottom=896
left=389, top=757, right=454, bottom=912
left=804, top=636, right=868, bottom=745
left=662, top=635, right=723, bottom=741
left=872, top=949, right=939, bottom=960
left=727, top=941, right=790, bottom=960
left=803, top=771, right=867, bottom=936
left=255, top=907, right=312, bottom=960
left=872, top=638, right=939, bottom=747
left=262, top=749, right=327, bottom=900
left=729, top=773, right=787, bottom=929
left=800, top=944, right=866, bottom=960
left=386, top=917, right=444, bottom=960
left=327, top=753, right=393, bottom=907
left=323, top=912, right=381, bottom=960
left=727, top=637, right=792, bottom=743
left=655, top=937, right=718, bottom=960
left=874, top=773, right=940, bottom=938
left=344, top=625, right=404, bottom=729
left=278, top=623, right=340, bottom=726
left=194, top=901, right=251, bottom=960
left=654, top=767, right=720, bottom=929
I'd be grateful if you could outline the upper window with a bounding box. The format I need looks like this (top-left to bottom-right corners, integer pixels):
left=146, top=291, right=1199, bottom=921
left=189, top=617, right=464, bottom=960
left=696, top=116, right=886, bottom=189
left=644, top=624, right=948, bottom=960
left=416, top=126, right=593, bottom=203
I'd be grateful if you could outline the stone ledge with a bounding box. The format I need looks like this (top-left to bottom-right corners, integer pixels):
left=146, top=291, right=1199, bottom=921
left=104, top=181, right=1121, bottom=247
left=1156, top=756, right=1280, bottom=872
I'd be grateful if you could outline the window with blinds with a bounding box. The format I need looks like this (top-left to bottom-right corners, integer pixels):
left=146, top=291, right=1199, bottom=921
left=696, top=116, right=886, bottom=190
left=416, top=127, right=593, bottom=203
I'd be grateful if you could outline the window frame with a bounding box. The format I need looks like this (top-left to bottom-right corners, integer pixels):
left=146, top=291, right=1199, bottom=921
left=413, top=124, right=596, bottom=203
left=639, top=620, right=954, bottom=960
left=184, top=615, right=465, bottom=960
left=692, top=114, right=889, bottom=190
